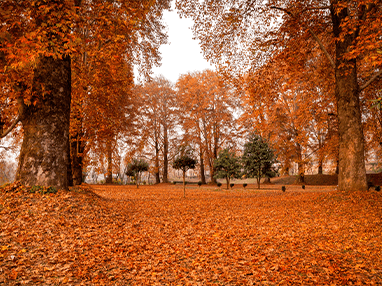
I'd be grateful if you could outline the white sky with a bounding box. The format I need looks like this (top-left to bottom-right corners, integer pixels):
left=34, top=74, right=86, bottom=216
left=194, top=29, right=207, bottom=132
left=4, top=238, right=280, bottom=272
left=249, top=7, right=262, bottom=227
left=151, top=8, right=214, bottom=84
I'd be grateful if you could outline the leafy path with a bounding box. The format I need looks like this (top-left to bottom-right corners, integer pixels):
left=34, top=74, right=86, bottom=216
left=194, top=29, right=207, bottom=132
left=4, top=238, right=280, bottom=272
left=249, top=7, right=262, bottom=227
left=1, top=184, right=381, bottom=285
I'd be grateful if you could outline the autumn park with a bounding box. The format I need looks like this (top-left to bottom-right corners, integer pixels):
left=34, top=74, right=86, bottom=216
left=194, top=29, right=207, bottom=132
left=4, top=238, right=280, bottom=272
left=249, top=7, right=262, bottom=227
left=1, top=0, right=382, bottom=285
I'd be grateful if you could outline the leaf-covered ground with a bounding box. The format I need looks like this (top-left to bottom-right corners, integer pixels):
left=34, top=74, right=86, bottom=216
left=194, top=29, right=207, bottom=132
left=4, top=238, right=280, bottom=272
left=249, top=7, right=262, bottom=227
left=1, top=183, right=381, bottom=285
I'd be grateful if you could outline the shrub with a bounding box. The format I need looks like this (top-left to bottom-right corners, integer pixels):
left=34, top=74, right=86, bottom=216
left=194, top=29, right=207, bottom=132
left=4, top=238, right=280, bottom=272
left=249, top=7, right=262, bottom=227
left=198, top=181, right=202, bottom=187
left=230, top=183, right=234, bottom=189
left=302, top=185, right=305, bottom=190
left=282, top=186, right=286, bottom=192
left=375, top=186, right=381, bottom=192
left=217, top=182, right=222, bottom=187
left=30, top=185, right=43, bottom=193
left=173, top=181, right=176, bottom=185
left=243, top=183, right=247, bottom=188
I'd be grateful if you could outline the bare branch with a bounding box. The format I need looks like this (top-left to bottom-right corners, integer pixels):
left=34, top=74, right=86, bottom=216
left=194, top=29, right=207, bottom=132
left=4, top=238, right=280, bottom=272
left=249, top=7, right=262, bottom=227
left=270, top=6, right=294, bottom=17
left=360, top=69, right=382, bottom=91
left=0, top=146, right=13, bottom=151
left=0, top=97, right=25, bottom=139
left=307, top=28, right=336, bottom=69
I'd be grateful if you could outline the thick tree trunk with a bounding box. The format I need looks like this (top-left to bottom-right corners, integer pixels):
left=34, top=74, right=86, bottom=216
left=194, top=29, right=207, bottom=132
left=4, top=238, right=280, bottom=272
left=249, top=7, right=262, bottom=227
left=163, top=124, right=169, bottom=183
left=331, top=2, right=367, bottom=191
left=17, top=56, right=71, bottom=189
left=106, top=141, right=112, bottom=184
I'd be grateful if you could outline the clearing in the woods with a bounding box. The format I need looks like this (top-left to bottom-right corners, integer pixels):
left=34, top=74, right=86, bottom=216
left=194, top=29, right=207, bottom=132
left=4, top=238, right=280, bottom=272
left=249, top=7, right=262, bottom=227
left=1, top=183, right=381, bottom=285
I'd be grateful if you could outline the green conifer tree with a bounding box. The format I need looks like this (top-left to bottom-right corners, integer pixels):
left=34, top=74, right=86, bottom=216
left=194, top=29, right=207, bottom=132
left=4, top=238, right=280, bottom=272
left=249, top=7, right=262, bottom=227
left=242, top=133, right=277, bottom=189
left=214, top=148, right=242, bottom=189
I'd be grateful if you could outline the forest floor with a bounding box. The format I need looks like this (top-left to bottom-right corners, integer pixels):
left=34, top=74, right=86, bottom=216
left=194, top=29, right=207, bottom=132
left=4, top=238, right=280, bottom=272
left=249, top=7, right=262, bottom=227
left=1, top=182, right=382, bottom=285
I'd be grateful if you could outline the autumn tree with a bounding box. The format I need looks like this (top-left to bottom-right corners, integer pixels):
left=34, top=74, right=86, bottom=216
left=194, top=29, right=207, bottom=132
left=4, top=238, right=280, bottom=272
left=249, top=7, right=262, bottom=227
left=213, top=148, right=241, bottom=189
left=125, top=158, right=149, bottom=188
left=176, top=0, right=382, bottom=191
left=135, top=76, right=178, bottom=184
left=242, top=134, right=277, bottom=189
left=176, top=70, right=241, bottom=184
left=0, top=0, right=171, bottom=189
left=172, top=147, right=197, bottom=198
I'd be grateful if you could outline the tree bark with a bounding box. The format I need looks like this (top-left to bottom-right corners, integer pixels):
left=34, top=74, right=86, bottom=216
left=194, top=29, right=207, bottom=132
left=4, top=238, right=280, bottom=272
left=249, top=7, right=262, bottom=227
left=162, top=124, right=169, bottom=183
left=105, top=140, right=112, bottom=184
left=331, top=1, right=367, bottom=191
left=199, top=152, right=206, bottom=184
left=17, top=56, right=71, bottom=189
left=67, top=136, right=73, bottom=187
left=182, top=170, right=186, bottom=198
left=71, top=135, right=84, bottom=185
left=154, top=129, right=161, bottom=184
left=318, top=161, right=323, bottom=175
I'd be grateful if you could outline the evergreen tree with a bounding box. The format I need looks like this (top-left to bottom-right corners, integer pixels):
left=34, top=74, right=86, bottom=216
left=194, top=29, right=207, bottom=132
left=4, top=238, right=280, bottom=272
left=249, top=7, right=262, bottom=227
left=126, top=159, right=149, bottom=188
left=172, top=147, right=197, bottom=197
left=242, top=134, right=277, bottom=189
left=214, top=149, right=242, bottom=189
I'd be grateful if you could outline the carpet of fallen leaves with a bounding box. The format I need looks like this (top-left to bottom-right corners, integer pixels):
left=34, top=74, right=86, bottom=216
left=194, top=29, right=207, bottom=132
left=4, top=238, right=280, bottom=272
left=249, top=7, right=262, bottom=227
left=1, top=183, right=382, bottom=285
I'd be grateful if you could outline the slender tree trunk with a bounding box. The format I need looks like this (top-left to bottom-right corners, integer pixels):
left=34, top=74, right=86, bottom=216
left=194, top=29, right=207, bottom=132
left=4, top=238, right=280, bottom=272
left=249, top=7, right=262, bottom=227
left=67, top=136, right=73, bottom=187
left=163, top=124, right=169, bottom=183
left=331, top=2, right=367, bottom=191
left=199, top=152, right=206, bottom=184
left=226, top=177, right=229, bottom=189
left=154, top=137, right=160, bottom=184
left=256, top=168, right=260, bottom=189
left=182, top=170, right=186, bottom=198
left=17, top=56, right=71, bottom=189
left=197, top=124, right=206, bottom=184
left=211, top=124, right=218, bottom=184
left=106, top=141, right=112, bottom=184
left=71, top=135, right=84, bottom=185
left=296, top=143, right=305, bottom=183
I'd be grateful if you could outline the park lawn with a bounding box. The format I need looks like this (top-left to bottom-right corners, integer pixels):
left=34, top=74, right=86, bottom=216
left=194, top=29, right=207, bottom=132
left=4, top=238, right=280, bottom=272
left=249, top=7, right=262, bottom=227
left=1, top=183, right=381, bottom=285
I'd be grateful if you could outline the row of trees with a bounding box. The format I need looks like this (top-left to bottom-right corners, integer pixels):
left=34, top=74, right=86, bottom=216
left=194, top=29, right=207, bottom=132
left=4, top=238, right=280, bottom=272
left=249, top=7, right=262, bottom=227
left=1, top=1, right=381, bottom=193
left=125, top=133, right=276, bottom=198
left=176, top=0, right=382, bottom=191
left=0, top=0, right=171, bottom=188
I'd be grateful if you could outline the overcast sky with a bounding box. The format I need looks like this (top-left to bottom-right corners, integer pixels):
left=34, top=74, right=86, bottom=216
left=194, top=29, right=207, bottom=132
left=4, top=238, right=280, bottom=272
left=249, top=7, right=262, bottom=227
left=151, top=8, right=214, bottom=84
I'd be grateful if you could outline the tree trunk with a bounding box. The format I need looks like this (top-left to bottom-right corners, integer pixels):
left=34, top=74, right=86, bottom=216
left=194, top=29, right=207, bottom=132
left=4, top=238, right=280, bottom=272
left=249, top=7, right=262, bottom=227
left=71, top=135, right=84, bottom=185
left=67, top=136, right=73, bottom=187
left=17, top=56, right=71, bottom=189
left=318, top=161, right=323, bottom=175
left=182, top=170, right=186, bottom=198
left=331, top=2, right=367, bottom=191
left=199, top=152, right=206, bottom=184
left=105, top=141, right=113, bottom=184
left=154, top=138, right=160, bottom=184
left=198, top=126, right=206, bottom=184
left=226, top=176, right=230, bottom=189
left=163, top=124, right=169, bottom=183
